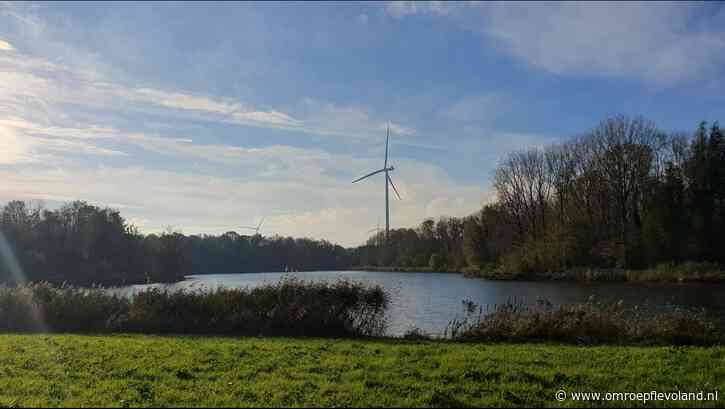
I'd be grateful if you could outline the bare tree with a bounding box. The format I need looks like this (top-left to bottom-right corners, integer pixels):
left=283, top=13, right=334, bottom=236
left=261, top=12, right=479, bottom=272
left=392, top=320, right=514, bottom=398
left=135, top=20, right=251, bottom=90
left=589, top=115, right=665, bottom=266
left=494, top=147, right=553, bottom=242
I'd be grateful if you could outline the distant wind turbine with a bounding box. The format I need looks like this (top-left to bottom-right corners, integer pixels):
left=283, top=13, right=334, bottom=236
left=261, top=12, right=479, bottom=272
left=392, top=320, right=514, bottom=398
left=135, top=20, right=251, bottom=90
left=241, top=217, right=265, bottom=235
left=352, top=124, right=402, bottom=241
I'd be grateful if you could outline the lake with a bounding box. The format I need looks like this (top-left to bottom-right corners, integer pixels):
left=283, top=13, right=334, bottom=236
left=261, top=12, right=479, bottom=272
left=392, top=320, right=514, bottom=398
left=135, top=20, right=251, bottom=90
left=120, top=270, right=725, bottom=336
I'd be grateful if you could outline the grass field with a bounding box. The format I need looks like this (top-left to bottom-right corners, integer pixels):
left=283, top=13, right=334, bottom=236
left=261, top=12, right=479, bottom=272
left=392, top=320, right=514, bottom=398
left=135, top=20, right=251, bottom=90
left=0, top=335, right=723, bottom=407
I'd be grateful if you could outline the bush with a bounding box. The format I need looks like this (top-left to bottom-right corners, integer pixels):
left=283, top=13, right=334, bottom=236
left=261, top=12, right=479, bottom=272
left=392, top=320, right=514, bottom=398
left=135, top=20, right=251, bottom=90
left=0, top=279, right=389, bottom=338
left=401, top=327, right=432, bottom=341
left=450, top=298, right=722, bottom=346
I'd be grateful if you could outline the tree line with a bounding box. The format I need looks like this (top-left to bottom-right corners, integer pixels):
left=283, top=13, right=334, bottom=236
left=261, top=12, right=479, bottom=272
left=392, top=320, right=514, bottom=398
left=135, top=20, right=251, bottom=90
left=350, top=218, right=468, bottom=271
left=0, top=200, right=350, bottom=285
left=352, top=116, right=725, bottom=276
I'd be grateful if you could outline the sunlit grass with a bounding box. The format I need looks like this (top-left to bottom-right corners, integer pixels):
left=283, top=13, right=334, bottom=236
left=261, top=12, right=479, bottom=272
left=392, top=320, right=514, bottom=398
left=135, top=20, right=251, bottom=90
left=0, top=334, right=723, bottom=407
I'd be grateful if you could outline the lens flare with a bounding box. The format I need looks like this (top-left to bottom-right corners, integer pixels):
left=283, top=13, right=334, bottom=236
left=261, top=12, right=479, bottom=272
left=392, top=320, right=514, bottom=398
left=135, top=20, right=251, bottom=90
left=0, top=231, right=26, bottom=284
left=0, top=230, right=49, bottom=332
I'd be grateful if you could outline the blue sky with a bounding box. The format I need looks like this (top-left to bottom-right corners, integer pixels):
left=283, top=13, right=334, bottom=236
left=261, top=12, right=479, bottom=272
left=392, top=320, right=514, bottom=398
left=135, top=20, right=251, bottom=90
left=1, top=1, right=725, bottom=246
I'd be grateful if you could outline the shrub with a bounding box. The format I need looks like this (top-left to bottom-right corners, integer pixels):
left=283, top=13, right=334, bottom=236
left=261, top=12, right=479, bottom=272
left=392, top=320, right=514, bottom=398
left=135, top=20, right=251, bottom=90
left=0, top=278, right=388, bottom=338
left=0, top=282, right=129, bottom=333
left=401, top=327, right=432, bottom=341
left=450, top=298, right=722, bottom=346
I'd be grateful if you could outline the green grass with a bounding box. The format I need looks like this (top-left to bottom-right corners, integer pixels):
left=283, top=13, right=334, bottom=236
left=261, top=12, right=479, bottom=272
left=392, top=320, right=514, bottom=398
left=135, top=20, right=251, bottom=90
left=0, top=335, right=723, bottom=407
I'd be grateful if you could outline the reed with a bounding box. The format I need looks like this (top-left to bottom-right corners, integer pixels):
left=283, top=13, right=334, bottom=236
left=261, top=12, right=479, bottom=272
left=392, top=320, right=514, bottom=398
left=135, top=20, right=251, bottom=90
left=448, top=298, right=722, bottom=346
left=0, top=278, right=388, bottom=337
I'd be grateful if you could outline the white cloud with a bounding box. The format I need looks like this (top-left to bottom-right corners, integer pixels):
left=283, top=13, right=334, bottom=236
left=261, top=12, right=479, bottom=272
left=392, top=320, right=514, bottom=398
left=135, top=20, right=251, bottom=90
left=123, top=133, right=365, bottom=183
left=0, top=71, right=52, bottom=104
left=0, top=39, right=14, bottom=51
left=129, top=88, right=244, bottom=115
left=0, top=118, right=118, bottom=140
left=231, top=110, right=301, bottom=128
left=297, top=98, right=416, bottom=140
left=0, top=118, right=127, bottom=163
left=388, top=1, right=725, bottom=84
left=0, top=47, right=414, bottom=141
left=481, top=2, right=725, bottom=84
left=97, top=84, right=304, bottom=130
left=117, top=88, right=409, bottom=139
left=30, top=137, right=126, bottom=157
left=385, top=1, right=453, bottom=18
left=1, top=3, right=117, bottom=82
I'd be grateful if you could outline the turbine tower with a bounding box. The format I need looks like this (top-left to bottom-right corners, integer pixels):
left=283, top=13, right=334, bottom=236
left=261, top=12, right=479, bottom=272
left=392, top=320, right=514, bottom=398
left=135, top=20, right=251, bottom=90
left=352, top=124, right=401, bottom=241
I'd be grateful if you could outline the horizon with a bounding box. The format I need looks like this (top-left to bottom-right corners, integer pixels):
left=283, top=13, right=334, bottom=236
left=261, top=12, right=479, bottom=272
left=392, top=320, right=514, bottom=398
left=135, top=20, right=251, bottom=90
left=2, top=1, right=725, bottom=247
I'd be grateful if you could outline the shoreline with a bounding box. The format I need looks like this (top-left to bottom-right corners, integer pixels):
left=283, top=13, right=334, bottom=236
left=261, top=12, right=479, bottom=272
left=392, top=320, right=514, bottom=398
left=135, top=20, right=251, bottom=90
left=463, top=265, right=725, bottom=284
left=350, top=264, right=725, bottom=284
left=10, top=263, right=725, bottom=288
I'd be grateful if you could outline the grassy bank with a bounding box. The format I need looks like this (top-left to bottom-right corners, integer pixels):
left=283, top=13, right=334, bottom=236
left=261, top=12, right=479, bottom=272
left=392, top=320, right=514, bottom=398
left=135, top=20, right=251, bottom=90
left=464, top=261, right=725, bottom=283
left=0, top=334, right=722, bottom=407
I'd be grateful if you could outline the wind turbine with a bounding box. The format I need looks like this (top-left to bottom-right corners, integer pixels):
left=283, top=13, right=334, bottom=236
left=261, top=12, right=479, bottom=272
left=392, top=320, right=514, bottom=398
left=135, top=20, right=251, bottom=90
left=241, top=217, right=265, bottom=235
left=352, top=123, right=401, bottom=242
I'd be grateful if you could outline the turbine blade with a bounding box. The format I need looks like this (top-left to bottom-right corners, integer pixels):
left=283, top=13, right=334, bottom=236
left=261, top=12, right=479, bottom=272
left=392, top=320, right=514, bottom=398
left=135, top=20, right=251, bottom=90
left=387, top=174, right=402, bottom=200
left=384, top=123, right=389, bottom=168
left=258, top=217, right=265, bottom=230
left=352, top=168, right=386, bottom=183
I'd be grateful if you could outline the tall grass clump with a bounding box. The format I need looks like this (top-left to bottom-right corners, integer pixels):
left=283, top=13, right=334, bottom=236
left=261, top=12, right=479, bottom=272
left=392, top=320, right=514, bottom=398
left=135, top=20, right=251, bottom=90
left=0, top=282, right=129, bottom=333
left=0, top=278, right=388, bottom=337
left=447, top=298, right=722, bottom=346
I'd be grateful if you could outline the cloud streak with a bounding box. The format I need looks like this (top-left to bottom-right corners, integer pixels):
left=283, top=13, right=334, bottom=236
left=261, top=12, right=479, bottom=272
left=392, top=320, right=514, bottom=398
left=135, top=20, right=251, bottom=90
left=0, top=45, right=415, bottom=142
left=0, top=119, right=127, bottom=164
left=385, top=1, right=454, bottom=18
